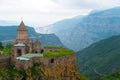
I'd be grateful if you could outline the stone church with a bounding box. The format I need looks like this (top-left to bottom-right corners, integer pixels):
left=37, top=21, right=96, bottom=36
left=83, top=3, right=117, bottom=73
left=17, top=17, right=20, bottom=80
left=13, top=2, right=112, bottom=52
left=4, top=21, right=78, bottom=80
left=12, top=21, right=41, bottom=61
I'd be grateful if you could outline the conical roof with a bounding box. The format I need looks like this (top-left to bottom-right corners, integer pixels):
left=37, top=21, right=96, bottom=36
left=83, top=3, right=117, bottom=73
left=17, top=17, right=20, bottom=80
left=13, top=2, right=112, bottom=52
left=35, top=40, right=41, bottom=44
left=17, top=21, right=27, bottom=31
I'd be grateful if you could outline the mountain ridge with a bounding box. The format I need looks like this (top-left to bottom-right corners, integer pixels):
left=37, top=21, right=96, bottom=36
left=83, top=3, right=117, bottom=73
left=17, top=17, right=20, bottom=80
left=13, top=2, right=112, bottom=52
left=0, top=7, right=120, bottom=51
left=0, top=26, right=64, bottom=47
left=36, top=7, right=120, bottom=51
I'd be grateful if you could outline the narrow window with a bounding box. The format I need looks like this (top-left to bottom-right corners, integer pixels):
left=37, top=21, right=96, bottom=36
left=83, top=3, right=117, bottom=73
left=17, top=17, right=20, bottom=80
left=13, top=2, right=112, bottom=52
left=17, top=49, right=22, bottom=56
left=35, top=51, right=37, bottom=53
left=51, top=59, right=54, bottom=63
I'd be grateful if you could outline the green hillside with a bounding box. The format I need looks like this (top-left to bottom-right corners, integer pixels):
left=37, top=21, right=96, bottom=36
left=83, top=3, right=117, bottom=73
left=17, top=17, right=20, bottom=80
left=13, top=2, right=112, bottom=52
left=93, top=70, right=120, bottom=80
left=101, top=71, right=120, bottom=80
left=77, top=35, right=120, bottom=78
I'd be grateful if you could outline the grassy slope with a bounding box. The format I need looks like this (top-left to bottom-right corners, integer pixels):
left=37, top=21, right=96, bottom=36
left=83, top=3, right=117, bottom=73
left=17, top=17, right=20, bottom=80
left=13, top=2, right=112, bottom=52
left=44, top=47, right=74, bottom=57
left=77, top=35, right=120, bottom=77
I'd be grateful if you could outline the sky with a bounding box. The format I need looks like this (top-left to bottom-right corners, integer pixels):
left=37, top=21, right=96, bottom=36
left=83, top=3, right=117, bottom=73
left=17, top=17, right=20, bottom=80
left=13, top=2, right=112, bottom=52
left=0, top=0, right=120, bottom=27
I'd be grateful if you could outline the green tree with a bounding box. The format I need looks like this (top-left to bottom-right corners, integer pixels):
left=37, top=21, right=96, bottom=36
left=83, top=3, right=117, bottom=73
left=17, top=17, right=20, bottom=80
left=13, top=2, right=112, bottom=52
left=2, top=43, right=12, bottom=56
left=0, top=69, right=8, bottom=80
left=5, top=66, right=23, bottom=80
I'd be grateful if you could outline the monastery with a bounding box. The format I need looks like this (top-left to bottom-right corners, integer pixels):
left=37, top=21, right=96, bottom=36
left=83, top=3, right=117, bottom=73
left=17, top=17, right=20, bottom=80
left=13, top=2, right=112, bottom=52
left=0, top=21, right=78, bottom=80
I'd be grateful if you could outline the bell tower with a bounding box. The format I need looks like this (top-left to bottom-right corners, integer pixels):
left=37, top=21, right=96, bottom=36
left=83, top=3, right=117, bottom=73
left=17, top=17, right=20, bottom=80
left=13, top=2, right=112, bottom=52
left=17, top=21, right=28, bottom=40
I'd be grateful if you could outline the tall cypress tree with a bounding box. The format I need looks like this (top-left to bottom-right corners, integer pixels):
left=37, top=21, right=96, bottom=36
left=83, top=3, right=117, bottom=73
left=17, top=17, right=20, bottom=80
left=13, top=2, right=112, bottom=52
left=0, top=42, right=3, bottom=50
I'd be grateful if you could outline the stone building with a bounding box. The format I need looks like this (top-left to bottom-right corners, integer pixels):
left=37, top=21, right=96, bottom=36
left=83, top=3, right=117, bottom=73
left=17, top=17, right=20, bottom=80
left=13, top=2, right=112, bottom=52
left=7, top=21, right=78, bottom=80
left=11, top=21, right=41, bottom=63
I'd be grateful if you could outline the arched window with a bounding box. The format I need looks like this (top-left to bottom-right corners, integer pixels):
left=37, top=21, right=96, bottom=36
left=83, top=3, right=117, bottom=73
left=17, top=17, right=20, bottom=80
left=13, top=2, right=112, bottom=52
left=35, top=51, right=38, bottom=53
left=17, top=49, right=22, bottom=56
left=41, top=49, right=44, bottom=53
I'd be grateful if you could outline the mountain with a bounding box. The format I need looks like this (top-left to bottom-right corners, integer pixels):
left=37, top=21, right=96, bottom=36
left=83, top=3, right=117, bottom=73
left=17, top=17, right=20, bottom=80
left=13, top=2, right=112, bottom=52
left=35, top=16, right=84, bottom=34
left=0, top=20, right=19, bottom=26
left=36, top=7, right=120, bottom=51
left=62, top=7, right=120, bottom=51
left=0, top=26, right=63, bottom=46
left=35, top=16, right=84, bottom=50
left=76, top=35, right=120, bottom=77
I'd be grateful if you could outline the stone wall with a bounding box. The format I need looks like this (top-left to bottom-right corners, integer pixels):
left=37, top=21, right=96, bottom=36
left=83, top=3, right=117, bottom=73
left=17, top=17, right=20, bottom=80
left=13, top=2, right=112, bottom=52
left=41, top=53, right=76, bottom=66
left=14, top=53, right=76, bottom=70
left=14, top=53, right=78, bottom=80
left=15, top=59, right=33, bottom=70
left=0, top=56, right=11, bottom=68
left=31, top=53, right=76, bottom=67
left=39, top=54, right=78, bottom=80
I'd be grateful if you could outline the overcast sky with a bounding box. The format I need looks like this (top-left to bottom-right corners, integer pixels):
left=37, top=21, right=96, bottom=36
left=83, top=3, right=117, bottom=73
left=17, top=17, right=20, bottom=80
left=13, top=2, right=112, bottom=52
left=0, top=0, right=120, bottom=27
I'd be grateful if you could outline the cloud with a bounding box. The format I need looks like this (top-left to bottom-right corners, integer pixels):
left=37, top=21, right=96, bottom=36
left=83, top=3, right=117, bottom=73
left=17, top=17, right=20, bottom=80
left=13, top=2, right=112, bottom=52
left=52, top=0, right=120, bottom=9
left=0, top=0, right=91, bottom=27
left=0, top=0, right=119, bottom=27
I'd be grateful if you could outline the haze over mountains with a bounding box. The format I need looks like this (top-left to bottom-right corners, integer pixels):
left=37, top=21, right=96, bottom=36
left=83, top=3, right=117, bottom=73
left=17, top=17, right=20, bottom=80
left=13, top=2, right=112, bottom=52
left=35, top=16, right=84, bottom=34
left=36, top=7, right=120, bottom=51
left=0, top=7, right=120, bottom=52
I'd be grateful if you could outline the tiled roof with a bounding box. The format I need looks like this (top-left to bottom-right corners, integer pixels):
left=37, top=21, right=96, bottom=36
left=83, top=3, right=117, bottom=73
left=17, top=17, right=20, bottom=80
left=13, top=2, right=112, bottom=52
left=16, top=57, right=29, bottom=60
left=17, top=21, right=27, bottom=31
left=22, top=53, right=43, bottom=58
left=14, top=43, right=25, bottom=47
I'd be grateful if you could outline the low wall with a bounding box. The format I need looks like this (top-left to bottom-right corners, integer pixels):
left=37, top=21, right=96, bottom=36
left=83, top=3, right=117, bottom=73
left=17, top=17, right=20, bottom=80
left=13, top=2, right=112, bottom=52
left=0, top=56, right=11, bottom=68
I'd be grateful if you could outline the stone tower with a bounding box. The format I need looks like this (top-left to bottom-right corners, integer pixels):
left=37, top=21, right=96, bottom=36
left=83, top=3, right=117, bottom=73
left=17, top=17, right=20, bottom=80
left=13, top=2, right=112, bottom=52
left=33, top=40, right=41, bottom=53
left=17, top=21, right=28, bottom=40
left=12, top=21, right=41, bottom=64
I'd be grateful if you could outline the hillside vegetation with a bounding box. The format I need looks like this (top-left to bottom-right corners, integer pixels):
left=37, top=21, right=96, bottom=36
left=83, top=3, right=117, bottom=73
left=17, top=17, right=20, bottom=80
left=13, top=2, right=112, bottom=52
left=77, top=35, right=120, bottom=77
left=93, top=71, right=120, bottom=80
